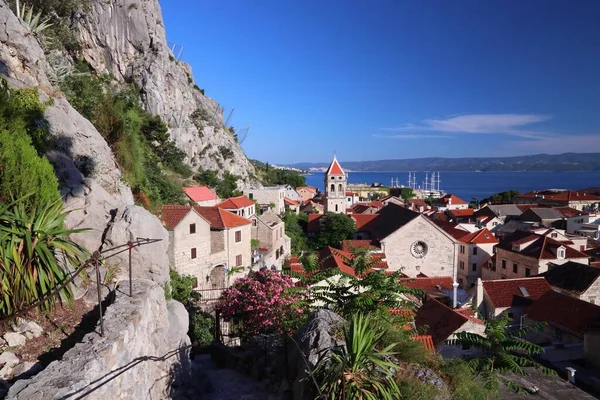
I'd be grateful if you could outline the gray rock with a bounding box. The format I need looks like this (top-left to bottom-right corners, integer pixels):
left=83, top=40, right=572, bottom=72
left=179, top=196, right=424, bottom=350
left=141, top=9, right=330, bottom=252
left=11, top=362, right=43, bottom=379
left=0, top=351, right=19, bottom=368
left=12, top=320, right=44, bottom=338
left=70, top=186, right=85, bottom=198
left=0, top=1, right=54, bottom=87
left=7, top=280, right=191, bottom=400
left=74, top=0, right=257, bottom=182
left=291, top=309, right=344, bottom=400
left=3, top=332, right=26, bottom=347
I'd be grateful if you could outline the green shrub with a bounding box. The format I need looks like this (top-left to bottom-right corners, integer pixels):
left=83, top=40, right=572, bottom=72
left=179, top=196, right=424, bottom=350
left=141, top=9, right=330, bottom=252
left=189, top=311, right=215, bottom=346
left=168, top=267, right=199, bottom=304
left=440, top=359, right=499, bottom=400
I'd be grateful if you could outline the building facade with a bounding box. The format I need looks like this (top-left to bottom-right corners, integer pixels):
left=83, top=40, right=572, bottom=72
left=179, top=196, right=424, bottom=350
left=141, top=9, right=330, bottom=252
left=244, top=187, right=286, bottom=215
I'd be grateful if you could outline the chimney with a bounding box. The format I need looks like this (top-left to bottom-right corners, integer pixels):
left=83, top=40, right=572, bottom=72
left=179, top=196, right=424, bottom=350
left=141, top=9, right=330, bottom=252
left=566, top=367, right=576, bottom=384
left=475, top=278, right=484, bottom=312
left=452, top=280, right=459, bottom=308
left=448, top=197, right=452, bottom=205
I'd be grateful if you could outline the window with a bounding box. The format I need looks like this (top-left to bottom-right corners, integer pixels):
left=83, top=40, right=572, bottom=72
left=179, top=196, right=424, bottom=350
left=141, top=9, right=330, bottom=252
left=551, top=232, right=558, bottom=238
left=189, top=223, right=196, bottom=234
left=502, top=259, right=507, bottom=269
left=235, top=230, right=242, bottom=243
left=330, top=184, right=335, bottom=192
left=276, top=249, right=280, bottom=259
left=525, top=267, right=531, bottom=277
left=335, top=204, right=338, bottom=212
left=473, top=247, right=478, bottom=255
left=460, top=261, right=465, bottom=270
left=253, top=219, right=257, bottom=226
left=338, top=184, right=343, bottom=192
left=460, top=245, right=465, bottom=254
left=513, top=263, right=518, bottom=273
left=508, top=312, right=514, bottom=319
left=248, top=193, right=254, bottom=200
left=236, top=254, right=242, bottom=266
left=557, top=248, right=565, bottom=259
left=472, top=263, right=477, bottom=272
left=191, top=248, right=197, bottom=259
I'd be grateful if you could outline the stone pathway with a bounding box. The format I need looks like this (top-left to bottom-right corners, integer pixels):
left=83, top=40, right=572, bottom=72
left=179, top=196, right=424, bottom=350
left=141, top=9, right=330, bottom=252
left=193, top=354, right=277, bottom=400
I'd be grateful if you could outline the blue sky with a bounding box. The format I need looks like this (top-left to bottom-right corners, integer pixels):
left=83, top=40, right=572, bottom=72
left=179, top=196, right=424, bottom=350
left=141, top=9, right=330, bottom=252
left=160, top=0, right=600, bottom=164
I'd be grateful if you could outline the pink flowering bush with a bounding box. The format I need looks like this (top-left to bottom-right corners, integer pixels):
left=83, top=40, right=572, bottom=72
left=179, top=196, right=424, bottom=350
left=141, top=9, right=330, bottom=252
left=217, top=269, right=306, bottom=339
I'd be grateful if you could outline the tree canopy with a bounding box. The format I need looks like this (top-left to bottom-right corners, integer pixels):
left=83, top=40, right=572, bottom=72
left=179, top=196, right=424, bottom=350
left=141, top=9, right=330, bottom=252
left=310, top=212, right=357, bottom=249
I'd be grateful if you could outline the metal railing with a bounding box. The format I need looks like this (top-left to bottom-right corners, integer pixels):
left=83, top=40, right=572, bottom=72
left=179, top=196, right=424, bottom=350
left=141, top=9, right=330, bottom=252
left=0, top=237, right=163, bottom=337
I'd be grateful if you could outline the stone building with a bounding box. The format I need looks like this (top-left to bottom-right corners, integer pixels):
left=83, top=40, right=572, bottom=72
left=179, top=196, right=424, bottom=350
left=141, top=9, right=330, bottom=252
left=183, top=186, right=219, bottom=206
left=474, top=277, right=551, bottom=321
left=160, top=205, right=251, bottom=289
left=492, top=231, right=589, bottom=279
left=250, top=210, right=291, bottom=269
left=433, top=194, right=469, bottom=211
left=296, top=186, right=318, bottom=203
left=216, top=195, right=256, bottom=218
left=538, top=261, right=600, bottom=305
left=456, top=228, right=498, bottom=288
left=323, top=155, right=347, bottom=214
left=244, top=186, right=286, bottom=215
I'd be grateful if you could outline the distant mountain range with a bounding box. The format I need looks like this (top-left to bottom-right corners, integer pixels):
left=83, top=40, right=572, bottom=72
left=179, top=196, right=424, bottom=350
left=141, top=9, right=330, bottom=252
left=286, top=153, right=600, bottom=172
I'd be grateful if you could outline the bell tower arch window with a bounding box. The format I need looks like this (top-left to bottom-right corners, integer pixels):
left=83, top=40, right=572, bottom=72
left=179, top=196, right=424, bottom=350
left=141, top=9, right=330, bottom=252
left=330, top=184, right=335, bottom=192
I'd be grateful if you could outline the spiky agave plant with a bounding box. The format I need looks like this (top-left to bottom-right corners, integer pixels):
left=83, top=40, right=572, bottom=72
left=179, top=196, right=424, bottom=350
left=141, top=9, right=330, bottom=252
left=0, top=199, right=89, bottom=318
left=314, top=313, right=401, bottom=400
left=15, top=0, right=53, bottom=36
left=455, top=315, right=556, bottom=390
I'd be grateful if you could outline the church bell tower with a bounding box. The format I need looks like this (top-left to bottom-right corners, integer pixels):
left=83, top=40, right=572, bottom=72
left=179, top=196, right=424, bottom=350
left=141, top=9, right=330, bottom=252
left=324, top=155, right=347, bottom=214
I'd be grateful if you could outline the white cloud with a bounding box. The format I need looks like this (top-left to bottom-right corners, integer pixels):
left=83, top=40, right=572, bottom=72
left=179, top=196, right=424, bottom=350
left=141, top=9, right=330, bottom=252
left=382, top=114, right=552, bottom=139
left=372, top=134, right=454, bottom=140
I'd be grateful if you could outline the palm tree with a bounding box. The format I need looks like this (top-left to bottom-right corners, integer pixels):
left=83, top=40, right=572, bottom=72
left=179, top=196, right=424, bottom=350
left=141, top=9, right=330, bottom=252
left=314, top=313, right=401, bottom=400
left=455, top=315, right=555, bottom=389
left=0, top=199, right=89, bottom=317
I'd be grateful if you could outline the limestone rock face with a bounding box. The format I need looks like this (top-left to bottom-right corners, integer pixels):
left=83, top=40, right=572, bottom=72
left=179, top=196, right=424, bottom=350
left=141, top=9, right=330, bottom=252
left=6, top=280, right=191, bottom=400
left=291, top=309, right=344, bottom=400
left=75, top=0, right=256, bottom=181
left=0, top=1, right=53, bottom=87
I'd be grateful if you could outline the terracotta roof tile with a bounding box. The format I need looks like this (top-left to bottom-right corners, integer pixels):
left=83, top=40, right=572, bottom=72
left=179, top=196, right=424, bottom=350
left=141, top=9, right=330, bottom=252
left=415, top=298, right=470, bottom=346
left=318, top=246, right=388, bottom=277
left=183, top=186, right=218, bottom=202
left=482, top=277, right=551, bottom=308
left=160, top=204, right=251, bottom=230
left=216, top=195, right=255, bottom=209
left=528, top=290, right=600, bottom=334
left=326, top=157, right=344, bottom=175
left=459, top=228, right=499, bottom=244
left=436, top=194, right=468, bottom=205
left=284, top=197, right=301, bottom=206
left=448, top=209, right=475, bottom=218
left=412, top=335, right=436, bottom=352
left=400, top=276, right=454, bottom=291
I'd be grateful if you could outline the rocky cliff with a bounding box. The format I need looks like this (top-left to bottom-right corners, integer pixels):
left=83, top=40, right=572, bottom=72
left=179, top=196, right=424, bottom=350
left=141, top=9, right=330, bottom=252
left=75, top=0, right=256, bottom=181
left=6, top=280, right=192, bottom=399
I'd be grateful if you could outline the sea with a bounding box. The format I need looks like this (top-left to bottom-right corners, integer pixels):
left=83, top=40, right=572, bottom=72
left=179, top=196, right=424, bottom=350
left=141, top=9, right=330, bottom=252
left=304, top=171, right=600, bottom=202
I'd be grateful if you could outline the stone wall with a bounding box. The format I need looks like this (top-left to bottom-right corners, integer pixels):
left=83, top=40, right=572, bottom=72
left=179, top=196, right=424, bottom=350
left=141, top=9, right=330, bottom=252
left=7, top=280, right=191, bottom=400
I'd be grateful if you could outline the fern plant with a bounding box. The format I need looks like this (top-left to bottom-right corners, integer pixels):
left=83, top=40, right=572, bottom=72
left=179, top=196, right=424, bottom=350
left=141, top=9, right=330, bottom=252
left=455, top=315, right=556, bottom=390
left=15, top=0, right=53, bottom=36
left=314, top=313, right=401, bottom=400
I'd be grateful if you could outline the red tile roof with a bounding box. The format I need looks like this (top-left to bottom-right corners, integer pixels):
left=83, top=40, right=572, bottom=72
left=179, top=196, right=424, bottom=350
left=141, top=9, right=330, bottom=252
left=216, top=195, right=255, bottom=209
left=459, top=228, right=499, bottom=244
left=528, top=290, right=600, bottom=335
left=415, top=298, right=471, bottom=346
left=412, top=335, right=436, bottom=352
left=518, top=190, right=600, bottom=202
left=454, top=308, right=484, bottom=324
left=482, top=277, right=552, bottom=308
left=318, top=246, right=388, bottom=277
left=297, top=186, right=317, bottom=193
left=160, top=204, right=251, bottom=230
left=351, top=214, right=379, bottom=230
left=437, top=194, right=468, bottom=205
left=340, top=240, right=380, bottom=252
left=400, top=276, right=454, bottom=291
left=345, top=191, right=359, bottom=196
left=448, top=209, right=474, bottom=218
left=183, top=186, right=218, bottom=202
left=434, top=221, right=470, bottom=240
left=554, top=207, right=587, bottom=218
left=498, top=231, right=589, bottom=260
left=325, top=157, right=344, bottom=175
left=161, top=205, right=197, bottom=230
left=284, top=197, right=301, bottom=206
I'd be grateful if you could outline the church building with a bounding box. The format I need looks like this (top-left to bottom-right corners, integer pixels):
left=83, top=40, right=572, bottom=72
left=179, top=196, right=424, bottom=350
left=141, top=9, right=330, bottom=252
left=324, top=155, right=347, bottom=214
